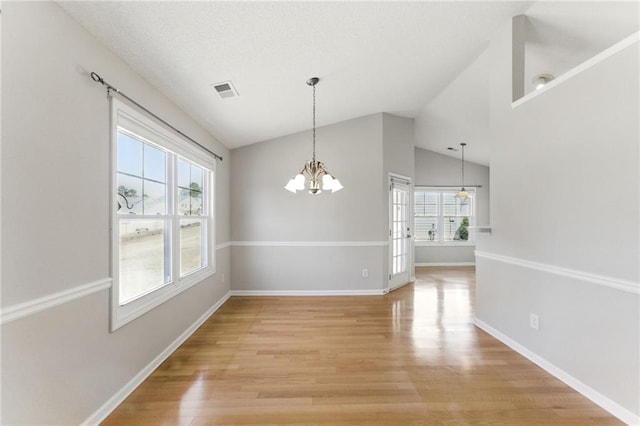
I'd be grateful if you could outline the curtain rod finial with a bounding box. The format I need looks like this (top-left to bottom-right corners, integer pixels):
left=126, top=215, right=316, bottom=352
left=90, top=72, right=103, bottom=84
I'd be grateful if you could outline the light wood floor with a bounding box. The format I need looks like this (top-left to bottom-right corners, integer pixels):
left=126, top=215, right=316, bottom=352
left=102, top=267, right=621, bottom=425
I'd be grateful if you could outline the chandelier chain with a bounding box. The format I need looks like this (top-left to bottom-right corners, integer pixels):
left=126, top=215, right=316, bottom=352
left=312, top=83, right=316, bottom=163
left=461, top=144, right=465, bottom=187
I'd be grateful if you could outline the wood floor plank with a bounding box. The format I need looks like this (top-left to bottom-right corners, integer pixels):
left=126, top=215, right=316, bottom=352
left=101, top=266, right=621, bottom=425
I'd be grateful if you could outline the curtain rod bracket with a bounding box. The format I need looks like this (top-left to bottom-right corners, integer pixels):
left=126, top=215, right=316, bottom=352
left=89, top=71, right=223, bottom=162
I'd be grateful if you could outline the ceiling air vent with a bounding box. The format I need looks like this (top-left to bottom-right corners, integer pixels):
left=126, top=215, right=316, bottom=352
left=211, top=81, right=239, bottom=99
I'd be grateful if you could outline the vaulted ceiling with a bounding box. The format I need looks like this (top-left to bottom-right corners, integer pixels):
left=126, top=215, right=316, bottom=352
left=58, top=1, right=638, bottom=166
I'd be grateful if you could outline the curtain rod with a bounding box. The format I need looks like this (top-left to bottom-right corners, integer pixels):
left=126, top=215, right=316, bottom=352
left=90, top=72, right=223, bottom=162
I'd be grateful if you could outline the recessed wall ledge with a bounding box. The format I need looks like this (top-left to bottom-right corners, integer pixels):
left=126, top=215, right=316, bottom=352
left=512, top=31, right=639, bottom=109
left=475, top=226, right=492, bottom=235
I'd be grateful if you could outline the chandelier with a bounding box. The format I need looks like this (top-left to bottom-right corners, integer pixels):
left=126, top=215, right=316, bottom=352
left=284, top=77, right=343, bottom=195
left=455, top=142, right=469, bottom=199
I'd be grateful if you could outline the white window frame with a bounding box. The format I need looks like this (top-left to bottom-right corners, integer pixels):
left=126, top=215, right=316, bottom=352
left=414, top=187, right=475, bottom=247
left=110, top=98, right=216, bottom=331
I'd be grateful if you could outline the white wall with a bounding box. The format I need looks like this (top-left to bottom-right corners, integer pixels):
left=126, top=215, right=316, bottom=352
left=414, top=47, right=492, bottom=166
left=414, top=148, right=490, bottom=264
left=1, top=2, right=230, bottom=424
left=476, top=18, right=639, bottom=421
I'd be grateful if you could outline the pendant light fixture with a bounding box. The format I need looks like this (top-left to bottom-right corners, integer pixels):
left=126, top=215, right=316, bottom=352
left=284, top=77, right=343, bottom=195
left=455, top=142, right=469, bottom=199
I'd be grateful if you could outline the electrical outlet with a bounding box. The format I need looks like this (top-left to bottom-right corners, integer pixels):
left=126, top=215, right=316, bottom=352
left=221, top=273, right=225, bottom=283
left=362, top=268, right=369, bottom=278
left=530, top=313, right=539, bottom=331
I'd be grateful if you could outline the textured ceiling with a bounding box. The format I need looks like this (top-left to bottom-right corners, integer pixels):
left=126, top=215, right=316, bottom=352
left=57, top=1, right=638, bottom=166
left=57, top=1, right=530, bottom=151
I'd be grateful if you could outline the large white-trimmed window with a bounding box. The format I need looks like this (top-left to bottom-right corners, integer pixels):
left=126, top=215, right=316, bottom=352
left=414, top=187, right=475, bottom=245
left=111, top=98, right=215, bottom=330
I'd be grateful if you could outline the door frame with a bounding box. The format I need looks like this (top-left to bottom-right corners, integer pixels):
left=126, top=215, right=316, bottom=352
left=387, top=173, right=413, bottom=293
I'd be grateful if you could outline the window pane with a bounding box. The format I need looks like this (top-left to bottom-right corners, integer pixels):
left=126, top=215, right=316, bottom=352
left=119, top=220, right=169, bottom=304
left=178, top=159, right=206, bottom=216
left=442, top=192, right=473, bottom=217
left=458, top=196, right=473, bottom=216
left=143, top=180, right=166, bottom=215
left=177, top=158, right=190, bottom=188
left=443, top=217, right=459, bottom=241
left=443, top=192, right=458, bottom=216
left=143, top=143, right=166, bottom=183
left=181, top=219, right=204, bottom=276
left=415, top=217, right=438, bottom=241
left=178, top=187, right=203, bottom=215
left=117, top=132, right=142, bottom=176
left=425, top=193, right=438, bottom=216
left=189, top=190, right=203, bottom=216
left=443, top=217, right=471, bottom=241
left=394, top=222, right=401, bottom=239
left=414, top=198, right=424, bottom=216
left=117, top=173, right=143, bottom=215
left=190, top=165, right=203, bottom=190
left=415, top=191, right=438, bottom=217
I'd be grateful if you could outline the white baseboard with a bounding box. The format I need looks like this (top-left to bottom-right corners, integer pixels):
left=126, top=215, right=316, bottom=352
left=388, top=280, right=412, bottom=293
left=473, top=318, right=639, bottom=425
left=231, top=289, right=384, bottom=297
left=415, top=262, right=475, bottom=267
left=81, top=291, right=232, bottom=426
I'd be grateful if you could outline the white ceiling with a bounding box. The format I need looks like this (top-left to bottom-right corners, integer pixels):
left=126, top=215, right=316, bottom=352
left=58, top=1, right=638, bottom=165
left=415, top=1, right=639, bottom=166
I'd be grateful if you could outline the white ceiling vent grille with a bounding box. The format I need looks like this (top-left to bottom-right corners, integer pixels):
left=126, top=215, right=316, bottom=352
left=211, top=81, right=239, bottom=99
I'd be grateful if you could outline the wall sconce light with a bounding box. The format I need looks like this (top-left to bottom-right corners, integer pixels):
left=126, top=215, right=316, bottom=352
left=532, top=74, right=554, bottom=90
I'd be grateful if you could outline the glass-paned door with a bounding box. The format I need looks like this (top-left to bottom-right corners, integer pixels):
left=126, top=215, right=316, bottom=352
left=389, top=176, right=412, bottom=290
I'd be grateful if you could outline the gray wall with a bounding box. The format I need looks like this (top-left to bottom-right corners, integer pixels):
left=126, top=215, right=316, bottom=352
left=1, top=2, right=230, bottom=424
left=230, top=113, right=415, bottom=292
left=477, top=18, right=639, bottom=419
left=383, top=114, right=415, bottom=181
left=414, top=148, right=490, bottom=264
left=231, top=113, right=384, bottom=242
left=231, top=113, right=387, bottom=292
left=383, top=114, right=415, bottom=281
left=5, top=1, right=635, bottom=423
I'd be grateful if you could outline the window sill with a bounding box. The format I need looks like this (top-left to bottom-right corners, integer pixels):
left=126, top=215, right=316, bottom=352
left=111, top=267, right=215, bottom=331
left=415, top=241, right=475, bottom=247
